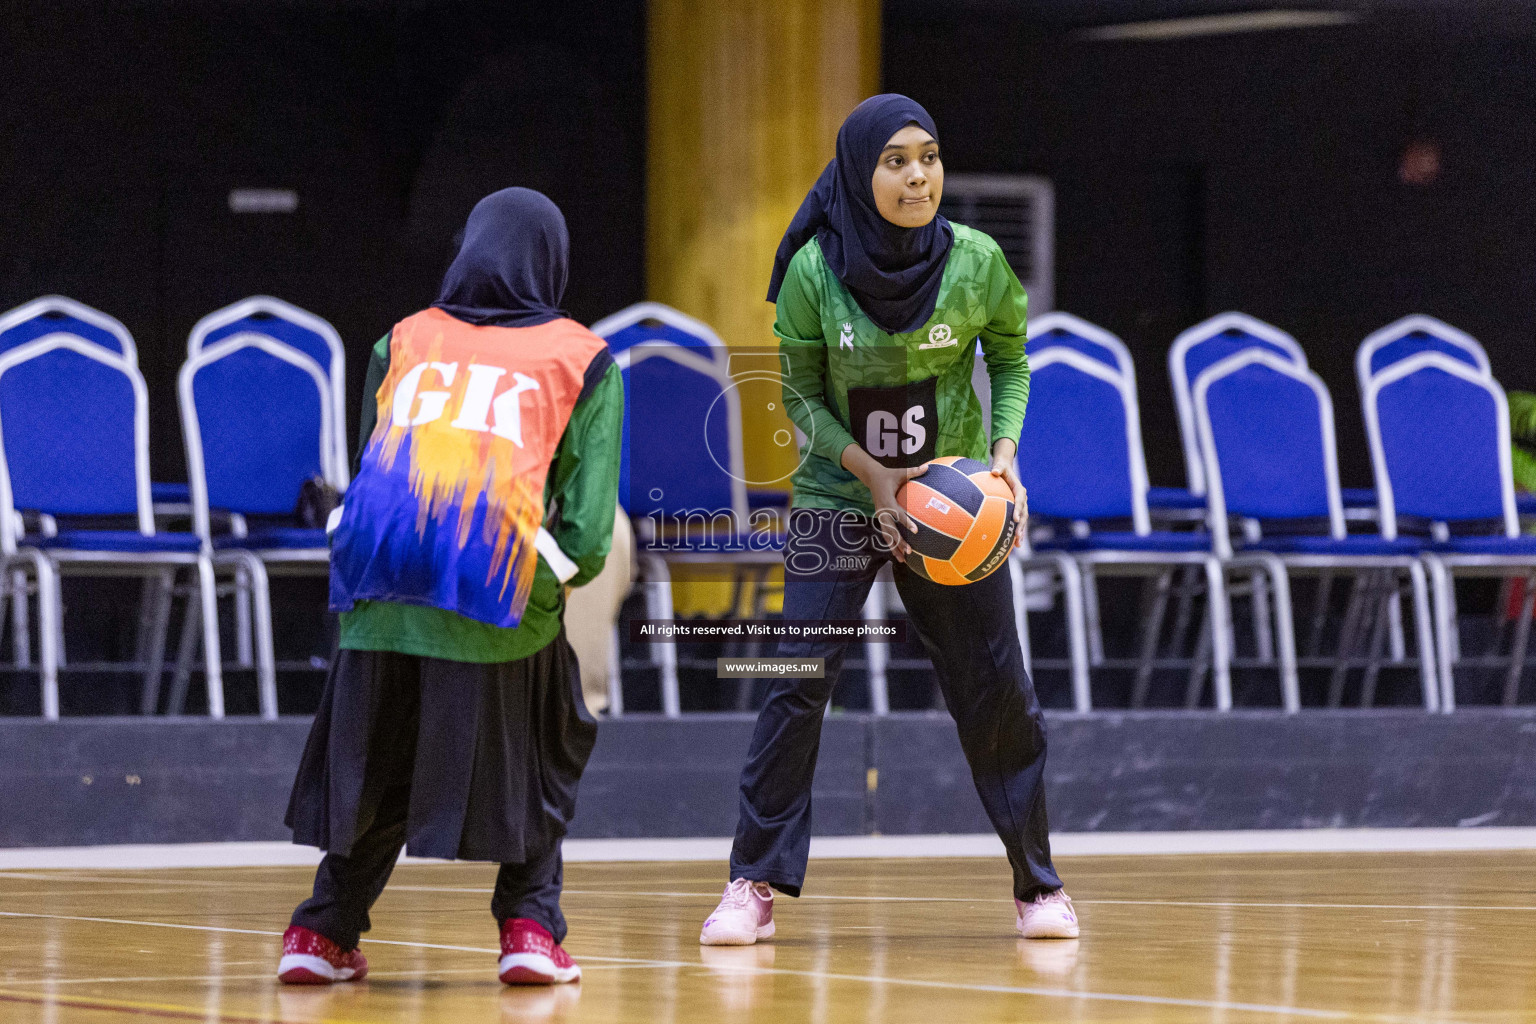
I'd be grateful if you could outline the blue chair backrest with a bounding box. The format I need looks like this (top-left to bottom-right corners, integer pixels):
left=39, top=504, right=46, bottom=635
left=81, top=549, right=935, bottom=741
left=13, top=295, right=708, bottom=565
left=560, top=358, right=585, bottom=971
left=189, top=297, right=341, bottom=377
left=1171, top=313, right=1305, bottom=496
left=617, top=344, right=745, bottom=523
left=1180, top=325, right=1301, bottom=385
left=1194, top=350, right=1344, bottom=554
left=181, top=335, right=332, bottom=535
left=592, top=302, right=726, bottom=362
left=1356, top=315, right=1489, bottom=392
left=0, top=296, right=137, bottom=362
left=1026, top=312, right=1134, bottom=380
left=189, top=297, right=347, bottom=487
left=0, top=336, right=152, bottom=546
left=1366, top=352, right=1516, bottom=537
left=1016, top=348, right=1150, bottom=532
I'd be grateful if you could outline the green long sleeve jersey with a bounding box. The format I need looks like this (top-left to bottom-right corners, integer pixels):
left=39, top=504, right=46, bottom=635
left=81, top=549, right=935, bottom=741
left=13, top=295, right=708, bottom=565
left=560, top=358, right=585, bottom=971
left=776, top=223, right=1030, bottom=514
left=339, top=332, right=625, bottom=663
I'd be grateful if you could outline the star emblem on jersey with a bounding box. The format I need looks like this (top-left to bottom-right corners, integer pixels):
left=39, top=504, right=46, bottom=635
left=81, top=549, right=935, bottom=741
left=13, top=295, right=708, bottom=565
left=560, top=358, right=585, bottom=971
left=840, top=323, right=854, bottom=350
left=919, top=323, right=956, bottom=349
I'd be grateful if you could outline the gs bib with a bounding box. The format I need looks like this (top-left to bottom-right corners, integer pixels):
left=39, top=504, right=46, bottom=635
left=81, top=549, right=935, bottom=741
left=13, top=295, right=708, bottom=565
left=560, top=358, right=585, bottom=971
left=845, top=376, right=939, bottom=469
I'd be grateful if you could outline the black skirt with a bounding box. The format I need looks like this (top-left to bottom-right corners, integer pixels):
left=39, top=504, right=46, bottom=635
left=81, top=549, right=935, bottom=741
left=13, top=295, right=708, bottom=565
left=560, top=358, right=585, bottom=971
left=285, top=631, right=597, bottom=863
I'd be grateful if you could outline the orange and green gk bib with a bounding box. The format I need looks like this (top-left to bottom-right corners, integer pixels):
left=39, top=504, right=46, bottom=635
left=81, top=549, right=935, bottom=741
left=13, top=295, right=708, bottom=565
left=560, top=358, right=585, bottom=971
left=330, top=308, right=609, bottom=628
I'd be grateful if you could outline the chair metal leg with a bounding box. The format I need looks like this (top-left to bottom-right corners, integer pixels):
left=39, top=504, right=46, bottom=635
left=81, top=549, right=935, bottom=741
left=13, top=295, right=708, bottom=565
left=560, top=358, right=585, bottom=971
left=1250, top=568, right=1274, bottom=663
left=639, top=555, right=680, bottom=718
left=139, top=569, right=176, bottom=715
left=196, top=555, right=225, bottom=719
left=1012, top=553, right=1088, bottom=711
left=606, top=623, right=625, bottom=717
left=1203, top=558, right=1233, bottom=711
left=1048, top=556, right=1091, bottom=713
left=167, top=587, right=198, bottom=715
left=1239, top=554, right=1299, bottom=713
left=1418, top=556, right=1448, bottom=713
left=53, top=573, right=66, bottom=668
left=12, top=553, right=60, bottom=720
left=233, top=564, right=254, bottom=669
left=223, top=553, right=276, bottom=720
left=167, top=576, right=203, bottom=715
left=1271, top=565, right=1299, bottom=713
left=131, top=575, right=154, bottom=666
left=252, top=565, right=277, bottom=720
left=1008, top=558, right=1032, bottom=676
left=1186, top=604, right=1212, bottom=708
left=1387, top=592, right=1407, bottom=663
left=1504, top=571, right=1536, bottom=706
left=1166, top=566, right=1200, bottom=662
left=1360, top=584, right=1392, bottom=708
left=1304, top=571, right=1333, bottom=658
left=10, top=568, right=31, bottom=669
left=1356, top=572, right=1392, bottom=703
left=1446, top=575, right=1462, bottom=662
left=1132, top=569, right=1174, bottom=708
left=1328, top=576, right=1368, bottom=707
left=34, top=558, right=60, bottom=720
left=862, top=582, right=889, bottom=715
left=1494, top=577, right=1516, bottom=662
left=1082, top=568, right=1105, bottom=665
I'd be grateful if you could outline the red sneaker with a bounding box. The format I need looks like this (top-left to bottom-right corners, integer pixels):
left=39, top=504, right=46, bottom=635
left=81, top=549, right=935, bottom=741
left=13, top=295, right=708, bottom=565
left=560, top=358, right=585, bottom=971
left=277, top=925, right=369, bottom=984
left=498, top=918, right=581, bottom=985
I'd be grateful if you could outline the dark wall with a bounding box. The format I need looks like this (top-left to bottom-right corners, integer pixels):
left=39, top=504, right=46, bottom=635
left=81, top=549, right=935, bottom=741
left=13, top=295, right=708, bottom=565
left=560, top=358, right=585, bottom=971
left=7, top=2, right=1532, bottom=494
left=885, top=14, right=1536, bottom=487
left=7, top=710, right=1536, bottom=845
left=0, top=0, right=646, bottom=480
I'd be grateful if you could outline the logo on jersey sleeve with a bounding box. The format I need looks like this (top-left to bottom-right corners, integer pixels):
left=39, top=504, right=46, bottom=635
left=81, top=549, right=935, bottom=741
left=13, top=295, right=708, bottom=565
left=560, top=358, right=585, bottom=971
left=845, top=377, right=939, bottom=468
left=839, top=322, right=855, bottom=350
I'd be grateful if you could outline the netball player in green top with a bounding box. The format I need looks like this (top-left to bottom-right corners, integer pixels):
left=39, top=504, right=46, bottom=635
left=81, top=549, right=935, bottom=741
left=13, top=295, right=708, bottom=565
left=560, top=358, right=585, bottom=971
left=700, top=94, right=1078, bottom=945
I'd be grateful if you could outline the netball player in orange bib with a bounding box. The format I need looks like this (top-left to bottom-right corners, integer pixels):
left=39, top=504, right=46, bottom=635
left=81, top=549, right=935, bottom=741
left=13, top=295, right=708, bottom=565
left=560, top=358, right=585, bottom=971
left=278, top=188, right=623, bottom=986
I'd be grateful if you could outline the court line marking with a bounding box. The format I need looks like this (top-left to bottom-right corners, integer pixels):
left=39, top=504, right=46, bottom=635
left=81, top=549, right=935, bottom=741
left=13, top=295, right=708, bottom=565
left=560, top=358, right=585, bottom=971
left=0, top=988, right=379, bottom=1024
left=6, top=874, right=1531, bottom=915
left=1085, top=898, right=1536, bottom=912
left=0, top=964, right=647, bottom=987
left=10, top=854, right=1520, bottom=893
left=0, top=909, right=1469, bottom=1022
left=462, top=886, right=1536, bottom=913
left=6, top=875, right=1532, bottom=915
left=0, top=967, right=490, bottom=986
left=0, top=887, right=261, bottom=898
left=0, top=870, right=253, bottom=886
left=5, top=827, right=1536, bottom=870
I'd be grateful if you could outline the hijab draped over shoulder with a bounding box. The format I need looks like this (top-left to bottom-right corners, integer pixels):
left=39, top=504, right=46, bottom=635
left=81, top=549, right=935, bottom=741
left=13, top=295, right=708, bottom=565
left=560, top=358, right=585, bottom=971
left=767, top=94, right=954, bottom=335
left=434, top=187, right=571, bottom=328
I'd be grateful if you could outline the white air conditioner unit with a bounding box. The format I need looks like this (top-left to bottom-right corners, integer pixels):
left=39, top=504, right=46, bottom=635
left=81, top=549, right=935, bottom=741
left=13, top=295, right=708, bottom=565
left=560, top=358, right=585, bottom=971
left=942, top=176, right=1058, bottom=613
left=941, top=173, right=1055, bottom=440
left=939, top=173, right=1054, bottom=315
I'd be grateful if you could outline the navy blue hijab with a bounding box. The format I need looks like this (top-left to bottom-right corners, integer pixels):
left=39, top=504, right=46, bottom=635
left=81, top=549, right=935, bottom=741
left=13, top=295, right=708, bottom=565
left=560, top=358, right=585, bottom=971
left=767, top=94, right=954, bottom=335
left=434, top=187, right=570, bottom=328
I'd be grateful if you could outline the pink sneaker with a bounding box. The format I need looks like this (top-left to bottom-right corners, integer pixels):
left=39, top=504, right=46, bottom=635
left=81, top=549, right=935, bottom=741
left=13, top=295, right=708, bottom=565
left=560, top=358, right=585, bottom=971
left=277, top=925, right=368, bottom=984
left=1016, top=889, right=1079, bottom=939
left=699, top=878, right=775, bottom=946
left=498, top=918, right=581, bottom=985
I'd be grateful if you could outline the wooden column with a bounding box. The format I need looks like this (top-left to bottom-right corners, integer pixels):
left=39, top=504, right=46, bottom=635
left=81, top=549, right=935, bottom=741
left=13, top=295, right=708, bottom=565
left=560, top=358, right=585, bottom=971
left=648, top=0, right=880, bottom=489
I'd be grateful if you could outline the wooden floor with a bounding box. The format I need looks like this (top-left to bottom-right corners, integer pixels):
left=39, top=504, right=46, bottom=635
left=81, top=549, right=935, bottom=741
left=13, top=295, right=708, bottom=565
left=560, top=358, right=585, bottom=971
left=1, top=850, right=1534, bottom=1022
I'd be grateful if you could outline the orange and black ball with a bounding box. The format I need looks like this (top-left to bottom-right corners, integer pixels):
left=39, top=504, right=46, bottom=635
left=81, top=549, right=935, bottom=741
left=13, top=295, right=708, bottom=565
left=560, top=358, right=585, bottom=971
left=897, top=456, right=1018, bottom=585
